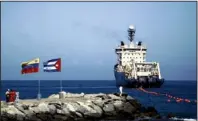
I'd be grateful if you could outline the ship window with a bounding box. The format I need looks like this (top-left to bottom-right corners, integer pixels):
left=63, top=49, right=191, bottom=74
left=144, top=68, right=146, bottom=72
left=141, top=67, right=143, bottom=71
left=137, top=68, right=140, bottom=72
left=149, top=68, right=152, bottom=72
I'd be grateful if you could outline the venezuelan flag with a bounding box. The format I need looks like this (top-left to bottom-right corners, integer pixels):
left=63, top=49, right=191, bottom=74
left=21, top=58, right=40, bottom=74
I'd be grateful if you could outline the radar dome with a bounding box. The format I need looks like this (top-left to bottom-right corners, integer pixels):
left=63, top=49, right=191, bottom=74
left=129, top=25, right=135, bottom=30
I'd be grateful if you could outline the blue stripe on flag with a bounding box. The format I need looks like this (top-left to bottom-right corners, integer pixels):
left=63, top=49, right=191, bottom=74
left=23, top=63, right=39, bottom=69
left=43, top=65, right=55, bottom=68
left=47, top=58, right=60, bottom=62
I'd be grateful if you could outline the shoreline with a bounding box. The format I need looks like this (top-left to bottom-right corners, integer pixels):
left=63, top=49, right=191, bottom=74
left=1, top=92, right=163, bottom=121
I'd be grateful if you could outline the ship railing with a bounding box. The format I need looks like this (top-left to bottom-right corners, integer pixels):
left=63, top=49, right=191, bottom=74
left=116, top=44, right=147, bottom=49
left=117, top=66, right=124, bottom=72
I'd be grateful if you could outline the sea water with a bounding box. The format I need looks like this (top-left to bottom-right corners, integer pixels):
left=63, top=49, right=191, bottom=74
left=1, top=80, right=197, bottom=120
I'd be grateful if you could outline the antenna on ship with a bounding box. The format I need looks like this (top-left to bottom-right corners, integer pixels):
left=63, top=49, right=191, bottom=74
left=128, top=25, right=136, bottom=42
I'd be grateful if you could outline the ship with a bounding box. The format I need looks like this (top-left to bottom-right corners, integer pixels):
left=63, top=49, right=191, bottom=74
left=114, top=25, right=164, bottom=88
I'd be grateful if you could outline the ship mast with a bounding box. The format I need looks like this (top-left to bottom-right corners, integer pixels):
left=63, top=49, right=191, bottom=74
left=128, top=25, right=137, bottom=79
left=128, top=25, right=136, bottom=42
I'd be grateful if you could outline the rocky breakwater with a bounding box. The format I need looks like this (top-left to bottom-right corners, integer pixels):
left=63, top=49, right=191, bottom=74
left=1, top=92, right=161, bottom=121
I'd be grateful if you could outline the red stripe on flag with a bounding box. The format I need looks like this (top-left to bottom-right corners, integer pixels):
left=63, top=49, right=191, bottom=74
left=21, top=67, right=39, bottom=74
left=55, top=58, right=61, bottom=72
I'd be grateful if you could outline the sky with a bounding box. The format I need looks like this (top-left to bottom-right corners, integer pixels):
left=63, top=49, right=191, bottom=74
left=1, top=2, right=197, bottom=80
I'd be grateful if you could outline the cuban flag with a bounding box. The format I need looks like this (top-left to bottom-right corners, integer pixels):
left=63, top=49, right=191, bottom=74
left=21, top=58, right=40, bottom=74
left=43, top=58, right=61, bottom=72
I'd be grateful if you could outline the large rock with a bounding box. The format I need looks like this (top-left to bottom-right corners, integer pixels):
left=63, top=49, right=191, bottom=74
left=1, top=105, right=25, bottom=121
left=64, top=92, right=85, bottom=98
left=92, top=98, right=104, bottom=108
left=123, top=102, right=136, bottom=113
left=103, top=103, right=116, bottom=116
left=113, top=100, right=123, bottom=111
left=107, top=94, right=121, bottom=100
left=30, top=103, right=49, bottom=114
left=77, top=100, right=103, bottom=118
left=84, top=93, right=107, bottom=99
left=48, top=105, right=56, bottom=114
left=48, top=94, right=59, bottom=99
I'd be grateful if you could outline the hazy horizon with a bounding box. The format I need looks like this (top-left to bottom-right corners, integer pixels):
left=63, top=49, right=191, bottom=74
left=1, top=2, right=196, bottom=80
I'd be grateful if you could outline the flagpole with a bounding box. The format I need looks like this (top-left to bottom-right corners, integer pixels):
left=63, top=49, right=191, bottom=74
left=39, top=80, right=40, bottom=94
left=37, top=80, right=41, bottom=100
left=60, top=80, right=62, bottom=92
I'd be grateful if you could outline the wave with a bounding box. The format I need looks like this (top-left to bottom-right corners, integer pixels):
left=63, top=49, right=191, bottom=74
left=170, top=117, right=197, bottom=121
left=135, top=117, right=197, bottom=121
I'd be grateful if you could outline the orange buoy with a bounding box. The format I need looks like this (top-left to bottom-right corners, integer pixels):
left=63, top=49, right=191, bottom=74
left=184, top=99, right=190, bottom=103
left=186, top=100, right=190, bottom=103
left=178, top=99, right=182, bottom=102
left=176, top=99, right=181, bottom=103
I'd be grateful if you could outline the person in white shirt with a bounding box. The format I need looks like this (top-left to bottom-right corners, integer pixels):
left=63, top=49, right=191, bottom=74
left=5, top=89, right=10, bottom=102
left=15, top=92, right=19, bottom=103
left=119, top=86, right=123, bottom=96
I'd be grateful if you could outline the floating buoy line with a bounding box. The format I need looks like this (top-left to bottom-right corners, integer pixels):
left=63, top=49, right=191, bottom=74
left=137, top=87, right=197, bottom=104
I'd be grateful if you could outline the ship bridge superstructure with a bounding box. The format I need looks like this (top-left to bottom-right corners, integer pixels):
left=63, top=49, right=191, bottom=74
left=115, top=41, right=147, bottom=65
left=114, top=25, right=162, bottom=80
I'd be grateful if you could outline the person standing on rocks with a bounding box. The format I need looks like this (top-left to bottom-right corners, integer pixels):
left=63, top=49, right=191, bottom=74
left=15, top=92, right=19, bottom=103
left=119, top=86, right=123, bottom=96
left=8, top=89, right=17, bottom=102
left=5, top=89, right=10, bottom=102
